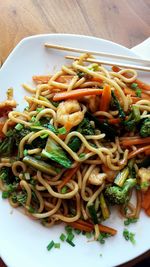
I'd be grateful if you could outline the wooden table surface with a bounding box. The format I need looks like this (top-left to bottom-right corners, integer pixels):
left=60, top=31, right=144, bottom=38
left=0, top=0, right=150, bottom=266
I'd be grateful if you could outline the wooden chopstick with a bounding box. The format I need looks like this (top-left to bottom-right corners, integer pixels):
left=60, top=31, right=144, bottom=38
left=45, top=43, right=150, bottom=66
left=65, top=55, right=150, bottom=72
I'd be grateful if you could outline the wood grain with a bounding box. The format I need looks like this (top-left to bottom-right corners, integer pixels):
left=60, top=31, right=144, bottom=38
left=0, top=0, right=150, bottom=266
left=0, top=0, right=150, bottom=63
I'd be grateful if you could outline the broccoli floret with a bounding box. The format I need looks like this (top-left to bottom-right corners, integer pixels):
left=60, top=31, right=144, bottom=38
left=140, top=118, right=150, bottom=137
left=104, top=179, right=136, bottom=205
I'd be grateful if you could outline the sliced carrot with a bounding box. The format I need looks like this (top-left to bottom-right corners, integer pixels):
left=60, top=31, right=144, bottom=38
left=67, top=221, right=92, bottom=232
left=112, top=66, right=120, bottom=72
left=99, top=84, right=111, bottom=112
left=131, top=97, right=141, bottom=104
left=121, top=137, right=150, bottom=147
left=123, top=87, right=150, bottom=100
left=58, top=166, right=79, bottom=190
left=32, top=75, right=51, bottom=84
left=135, top=79, right=150, bottom=91
left=145, top=149, right=150, bottom=155
left=90, top=77, right=103, bottom=83
left=77, top=219, right=117, bottom=235
left=107, top=118, right=121, bottom=124
left=128, top=145, right=150, bottom=159
left=56, top=75, right=74, bottom=84
left=53, top=88, right=103, bottom=101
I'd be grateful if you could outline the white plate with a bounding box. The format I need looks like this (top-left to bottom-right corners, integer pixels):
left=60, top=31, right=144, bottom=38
left=0, top=34, right=149, bottom=267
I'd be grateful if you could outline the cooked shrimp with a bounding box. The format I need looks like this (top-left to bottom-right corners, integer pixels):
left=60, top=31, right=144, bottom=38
left=88, top=167, right=107, bottom=186
left=56, top=100, right=84, bottom=129
left=82, top=95, right=100, bottom=113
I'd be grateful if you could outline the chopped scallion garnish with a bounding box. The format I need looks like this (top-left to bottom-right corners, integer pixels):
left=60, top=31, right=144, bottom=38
left=58, top=127, right=67, bottom=135
left=61, top=186, right=68, bottom=194
left=131, top=83, right=138, bottom=89
left=60, top=233, right=66, bottom=241
left=123, top=229, right=136, bottom=244
left=47, top=240, right=55, bottom=251
left=2, top=191, right=9, bottom=199
left=135, top=88, right=142, bottom=97
left=66, top=232, right=74, bottom=242
left=36, top=107, right=44, bottom=113
left=74, top=229, right=81, bottom=235
left=65, top=225, right=73, bottom=234
left=23, top=149, right=28, bottom=156
left=66, top=239, right=75, bottom=247
left=124, top=218, right=138, bottom=226
left=54, top=243, right=60, bottom=249
left=15, top=123, right=23, bottom=131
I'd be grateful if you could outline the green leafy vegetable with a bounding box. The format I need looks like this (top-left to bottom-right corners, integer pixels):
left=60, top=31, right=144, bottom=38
left=88, top=204, right=98, bottom=224
left=111, top=91, right=126, bottom=119
left=86, top=111, right=117, bottom=141
left=42, top=138, right=72, bottom=168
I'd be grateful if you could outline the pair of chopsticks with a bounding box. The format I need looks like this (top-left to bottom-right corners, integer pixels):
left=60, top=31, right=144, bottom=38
left=45, top=43, right=150, bottom=72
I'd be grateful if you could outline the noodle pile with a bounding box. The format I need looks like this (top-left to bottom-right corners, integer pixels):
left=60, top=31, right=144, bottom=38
left=0, top=53, right=150, bottom=239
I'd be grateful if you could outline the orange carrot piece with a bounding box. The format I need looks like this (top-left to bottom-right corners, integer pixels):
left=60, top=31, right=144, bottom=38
left=67, top=222, right=92, bottom=232
left=135, top=79, right=150, bottom=91
left=131, top=97, right=141, bottom=103
left=128, top=145, right=150, bottom=159
left=99, top=84, right=111, bottom=112
left=56, top=75, right=74, bottom=83
left=124, top=87, right=150, bottom=100
left=32, top=75, right=51, bottom=84
left=76, top=219, right=117, bottom=235
left=53, top=88, right=103, bottom=101
left=145, top=149, right=150, bottom=155
left=108, top=118, right=121, bottom=124
left=90, top=77, right=103, bottom=83
left=58, top=166, right=79, bottom=190
left=121, top=137, right=150, bottom=147
left=112, top=66, right=120, bottom=72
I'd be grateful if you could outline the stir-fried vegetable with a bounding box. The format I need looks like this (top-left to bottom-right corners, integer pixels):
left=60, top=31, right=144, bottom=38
left=42, top=138, right=72, bottom=168
left=114, top=167, right=129, bottom=187
left=86, top=111, right=116, bottom=141
left=105, top=179, right=136, bottom=205
left=140, top=118, right=150, bottom=137
left=23, top=156, right=58, bottom=175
